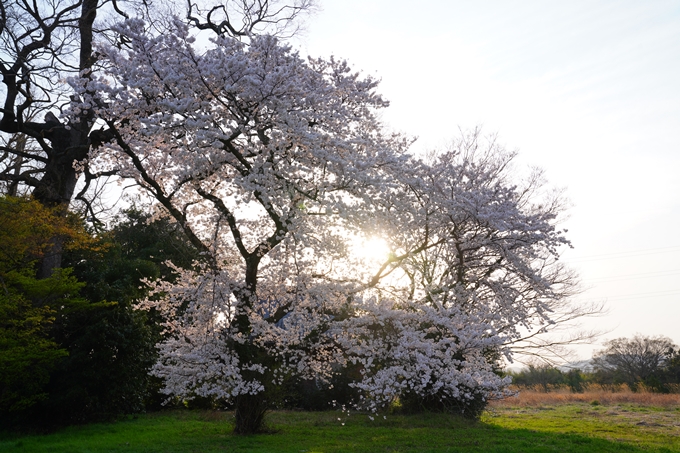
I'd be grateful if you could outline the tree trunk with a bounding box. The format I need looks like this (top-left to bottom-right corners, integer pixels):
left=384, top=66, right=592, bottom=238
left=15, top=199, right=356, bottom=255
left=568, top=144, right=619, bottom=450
left=32, top=121, right=88, bottom=278
left=234, top=393, right=269, bottom=434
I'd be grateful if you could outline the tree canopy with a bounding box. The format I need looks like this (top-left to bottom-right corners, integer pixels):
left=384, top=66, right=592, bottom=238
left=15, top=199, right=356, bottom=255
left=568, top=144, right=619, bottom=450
left=593, top=335, right=678, bottom=391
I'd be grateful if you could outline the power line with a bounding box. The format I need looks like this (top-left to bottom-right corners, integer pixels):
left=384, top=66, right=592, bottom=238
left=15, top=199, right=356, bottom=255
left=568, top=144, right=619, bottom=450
left=579, top=289, right=680, bottom=303
left=562, top=245, right=680, bottom=263
left=585, top=269, right=680, bottom=283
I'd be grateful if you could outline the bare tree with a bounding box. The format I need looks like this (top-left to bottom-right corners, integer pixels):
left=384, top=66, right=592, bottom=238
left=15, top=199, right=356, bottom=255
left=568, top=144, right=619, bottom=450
left=186, top=0, right=316, bottom=38
left=0, top=0, right=314, bottom=277
left=592, top=335, right=677, bottom=389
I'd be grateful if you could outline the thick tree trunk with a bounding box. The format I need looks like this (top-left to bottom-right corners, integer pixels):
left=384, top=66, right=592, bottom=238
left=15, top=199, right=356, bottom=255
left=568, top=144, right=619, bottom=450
left=231, top=256, right=272, bottom=435
left=32, top=121, right=89, bottom=278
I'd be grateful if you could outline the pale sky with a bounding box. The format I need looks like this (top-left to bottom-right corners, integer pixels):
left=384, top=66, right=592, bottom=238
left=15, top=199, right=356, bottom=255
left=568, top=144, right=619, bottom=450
left=294, top=0, right=680, bottom=360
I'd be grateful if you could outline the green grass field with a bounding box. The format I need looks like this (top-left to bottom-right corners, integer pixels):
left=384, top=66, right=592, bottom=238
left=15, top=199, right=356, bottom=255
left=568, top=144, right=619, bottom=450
left=1, top=403, right=679, bottom=452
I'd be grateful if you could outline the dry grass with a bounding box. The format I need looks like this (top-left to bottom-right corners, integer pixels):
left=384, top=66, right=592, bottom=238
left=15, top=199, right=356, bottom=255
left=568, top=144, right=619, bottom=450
left=491, top=384, right=680, bottom=407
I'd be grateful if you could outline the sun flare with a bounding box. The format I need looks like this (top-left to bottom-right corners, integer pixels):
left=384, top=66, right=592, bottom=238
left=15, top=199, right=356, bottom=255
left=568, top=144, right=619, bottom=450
left=350, top=236, right=390, bottom=265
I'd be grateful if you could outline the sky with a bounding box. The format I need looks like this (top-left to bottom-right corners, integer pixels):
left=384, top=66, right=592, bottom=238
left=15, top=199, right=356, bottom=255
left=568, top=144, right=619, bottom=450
left=292, top=0, right=680, bottom=361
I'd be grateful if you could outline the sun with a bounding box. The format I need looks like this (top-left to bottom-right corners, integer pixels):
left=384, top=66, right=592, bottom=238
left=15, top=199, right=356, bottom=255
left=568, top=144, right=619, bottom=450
left=350, top=236, right=391, bottom=266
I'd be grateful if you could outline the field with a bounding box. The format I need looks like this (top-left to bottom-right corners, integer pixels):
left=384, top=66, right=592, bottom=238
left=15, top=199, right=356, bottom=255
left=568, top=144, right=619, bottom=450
left=492, top=385, right=680, bottom=407
left=1, top=390, right=679, bottom=452
left=487, top=388, right=680, bottom=452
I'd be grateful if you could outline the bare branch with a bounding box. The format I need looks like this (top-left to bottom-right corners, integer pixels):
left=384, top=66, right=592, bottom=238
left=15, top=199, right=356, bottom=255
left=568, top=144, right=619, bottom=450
left=186, top=0, right=316, bottom=38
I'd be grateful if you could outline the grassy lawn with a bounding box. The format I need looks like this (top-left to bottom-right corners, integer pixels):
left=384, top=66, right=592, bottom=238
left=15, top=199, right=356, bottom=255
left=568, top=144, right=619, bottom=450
left=1, top=403, right=679, bottom=452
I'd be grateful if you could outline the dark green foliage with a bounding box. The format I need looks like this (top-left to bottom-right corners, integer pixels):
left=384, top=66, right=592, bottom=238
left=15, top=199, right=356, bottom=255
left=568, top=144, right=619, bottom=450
left=509, top=337, right=680, bottom=393
left=399, top=387, right=489, bottom=419
left=36, top=298, right=156, bottom=424
left=509, top=366, right=592, bottom=393
left=565, top=369, right=586, bottom=393
left=638, top=347, right=680, bottom=393
left=661, top=349, right=680, bottom=386
left=43, top=208, right=202, bottom=424
left=279, top=366, right=363, bottom=411
left=510, top=364, right=568, bottom=391
left=0, top=271, right=71, bottom=419
left=65, top=208, right=201, bottom=306
left=1, top=202, right=201, bottom=428
left=0, top=198, right=85, bottom=425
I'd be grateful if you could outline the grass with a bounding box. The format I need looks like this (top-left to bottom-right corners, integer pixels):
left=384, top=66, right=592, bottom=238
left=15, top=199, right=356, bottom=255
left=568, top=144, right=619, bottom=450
left=1, top=395, right=679, bottom=452
left=486, top=403, right=680, bottom=452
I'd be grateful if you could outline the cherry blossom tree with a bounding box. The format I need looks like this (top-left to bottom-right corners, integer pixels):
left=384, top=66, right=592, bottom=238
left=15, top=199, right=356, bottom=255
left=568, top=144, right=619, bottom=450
left=66, top=12, right=592, bottom=433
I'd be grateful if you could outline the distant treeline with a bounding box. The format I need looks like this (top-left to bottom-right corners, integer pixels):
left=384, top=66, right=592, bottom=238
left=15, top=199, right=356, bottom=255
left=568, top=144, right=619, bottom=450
left=509, top=338, right=680, bottom=393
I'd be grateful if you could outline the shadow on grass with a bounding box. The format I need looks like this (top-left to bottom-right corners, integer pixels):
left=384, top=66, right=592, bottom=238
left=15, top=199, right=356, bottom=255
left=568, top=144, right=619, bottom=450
left=0, top=410, right=676, bottom=453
